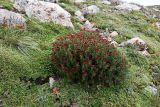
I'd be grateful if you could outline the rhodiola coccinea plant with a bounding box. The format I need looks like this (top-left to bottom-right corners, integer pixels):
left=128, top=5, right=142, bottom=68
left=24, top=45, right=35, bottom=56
left=51, top=31, right=127, bottom=86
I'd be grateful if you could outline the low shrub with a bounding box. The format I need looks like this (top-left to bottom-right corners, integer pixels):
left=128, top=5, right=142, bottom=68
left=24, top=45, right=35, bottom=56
left=51, top=31, right=127, bottom=86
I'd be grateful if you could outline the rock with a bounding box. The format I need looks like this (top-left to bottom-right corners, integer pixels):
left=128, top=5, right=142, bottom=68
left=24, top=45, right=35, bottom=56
left=100, top=35, right=108, bottom=40
left=41, top=0, right=59, bottom=3
left=108, top=0, right=123, bottom=5
left=119, top=37, right=147, bottom=51
left=115, top=3, right=141, bottom=11
left=138, top=50, right=150, bottom=56
left=107, top=36, right=112, bottom=42
left=75, top=10, right=86, bottom=22
left=13, top=0, right=34, bottom=12
left=0, top=5, right=3, bottom=9
left=0, top=9, right=26, bottom=29
left=49, top=77, right=55, bottom=88
left=81, top=5, right=100, bottom=15
left=101, top=0, right=111, bottom=5
left=83, top=20, right=94, bottom=29
left=73, top=0, right=86, bottom=3
left=14, top=0, right=74, bottom=28
left=142, top=6, right=160, bottom=19
left=81, top=20, right=98, bottom=31
left=155, top=22, right=160, bottom=29
left=111, top=41, right=118, bottom=47
left=152, top=66, right=160, bottom=73
left=145, top=85, right=157, bottom=95
left=152, top=66, right=160, bottom=85
left=109, top=31, right=118, bottom=37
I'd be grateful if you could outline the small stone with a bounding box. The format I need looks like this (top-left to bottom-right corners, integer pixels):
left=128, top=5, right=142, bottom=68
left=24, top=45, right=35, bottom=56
left=81, top=20, right=98, bottom=31
left=155, top=22, right=160, bottom=29
left=83, top=20, right=94, bottom=29
left=42, top=0, right=59, bottom=3
left=152, top=66, right=160, bottom=73
left=81, top=5, right=100, bottom=15
left=138, top=50, right=150, bottom=56
left=145, top=85, right=157, bottom=95
left=0, top=5, right=3, bottom=9
left=101, top=0, right=111, bottom=5
left=107, top=36, right=112, bottom=42
left=119, top=37, right=147, bottom=51
left=49, top=77, right=55, bottom=88
left=111, top=41, right=118, bottom=47
left=115, top=3, right=141, bottom=11
left=75, top=10, right=86, bottom=22
left=73, top=0, right=86, bottom=4
left=109, top=31, right=118, bottom=37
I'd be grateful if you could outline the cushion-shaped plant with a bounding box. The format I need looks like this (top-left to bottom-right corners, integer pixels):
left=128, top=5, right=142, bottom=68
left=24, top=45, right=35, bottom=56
left=51, top=31, right=127, bottom=86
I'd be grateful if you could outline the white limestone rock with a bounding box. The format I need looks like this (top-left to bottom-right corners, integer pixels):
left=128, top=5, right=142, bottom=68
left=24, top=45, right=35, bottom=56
left=75, top=10, right=86, bottom=21
left=81, top=5, right=100, bottom=15
left=0, top=9, right=26, bottom=29
left=145, top=85, right=157, bottom=95
left=74, top=0, right=86, bottom=3
left=119, top=37, right=147, bottom=51
left=115, top=3, right=141, bottom=11
left=41, top=0, right=59, bottom=3
left=138, top=50, right=150, bottom=56
left=14, top=0, right=74, bottom=28
left=49, top=77, right=55, bottom=88
left=109, top=31, right=118, bottom=37
left=81, top=20, right=98, bottom=31
left=101, top=0, right=111, bottom=5
left=111, top=41, right=118, bottom=47
left=155, top=22, right=160, bottom=29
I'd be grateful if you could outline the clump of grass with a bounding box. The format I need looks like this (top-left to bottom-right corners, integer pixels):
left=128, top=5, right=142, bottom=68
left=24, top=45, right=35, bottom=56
left=0, top=0, right=13, bottom=10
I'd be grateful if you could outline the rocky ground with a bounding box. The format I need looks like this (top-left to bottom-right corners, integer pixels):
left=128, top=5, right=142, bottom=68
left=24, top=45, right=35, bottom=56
left=0, top=0, right=160, bottom=106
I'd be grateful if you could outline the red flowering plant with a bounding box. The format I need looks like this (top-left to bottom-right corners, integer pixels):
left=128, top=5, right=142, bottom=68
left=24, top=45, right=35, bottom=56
left=51, top=31, right=127, bottom=86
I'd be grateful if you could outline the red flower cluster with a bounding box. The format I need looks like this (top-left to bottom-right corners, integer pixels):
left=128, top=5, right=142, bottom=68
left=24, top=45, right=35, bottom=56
left=51, top=31, right=127, bottom=86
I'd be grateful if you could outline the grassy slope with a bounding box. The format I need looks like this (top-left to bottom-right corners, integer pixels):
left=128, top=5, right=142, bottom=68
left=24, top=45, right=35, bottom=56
left=0, top=0, right=160, bottom=107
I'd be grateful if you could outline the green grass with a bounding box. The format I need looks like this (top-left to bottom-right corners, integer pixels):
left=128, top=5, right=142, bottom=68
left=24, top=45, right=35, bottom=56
left=0, top=0, right=160, bottom=106
left=0, top=0, right=13, bottom=10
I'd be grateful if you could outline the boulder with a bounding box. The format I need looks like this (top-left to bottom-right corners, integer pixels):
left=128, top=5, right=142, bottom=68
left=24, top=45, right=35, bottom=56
left=119, top=37, right=147, bottom=51
left=115, top=3, right=141, bottom=11
left=14, top=0, right=35, bottom=12
left=14, top=0, right=74, bottom=28
left=0, top=9, right=26, bottom=29
left=81, top=5, right=100, bottom=15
